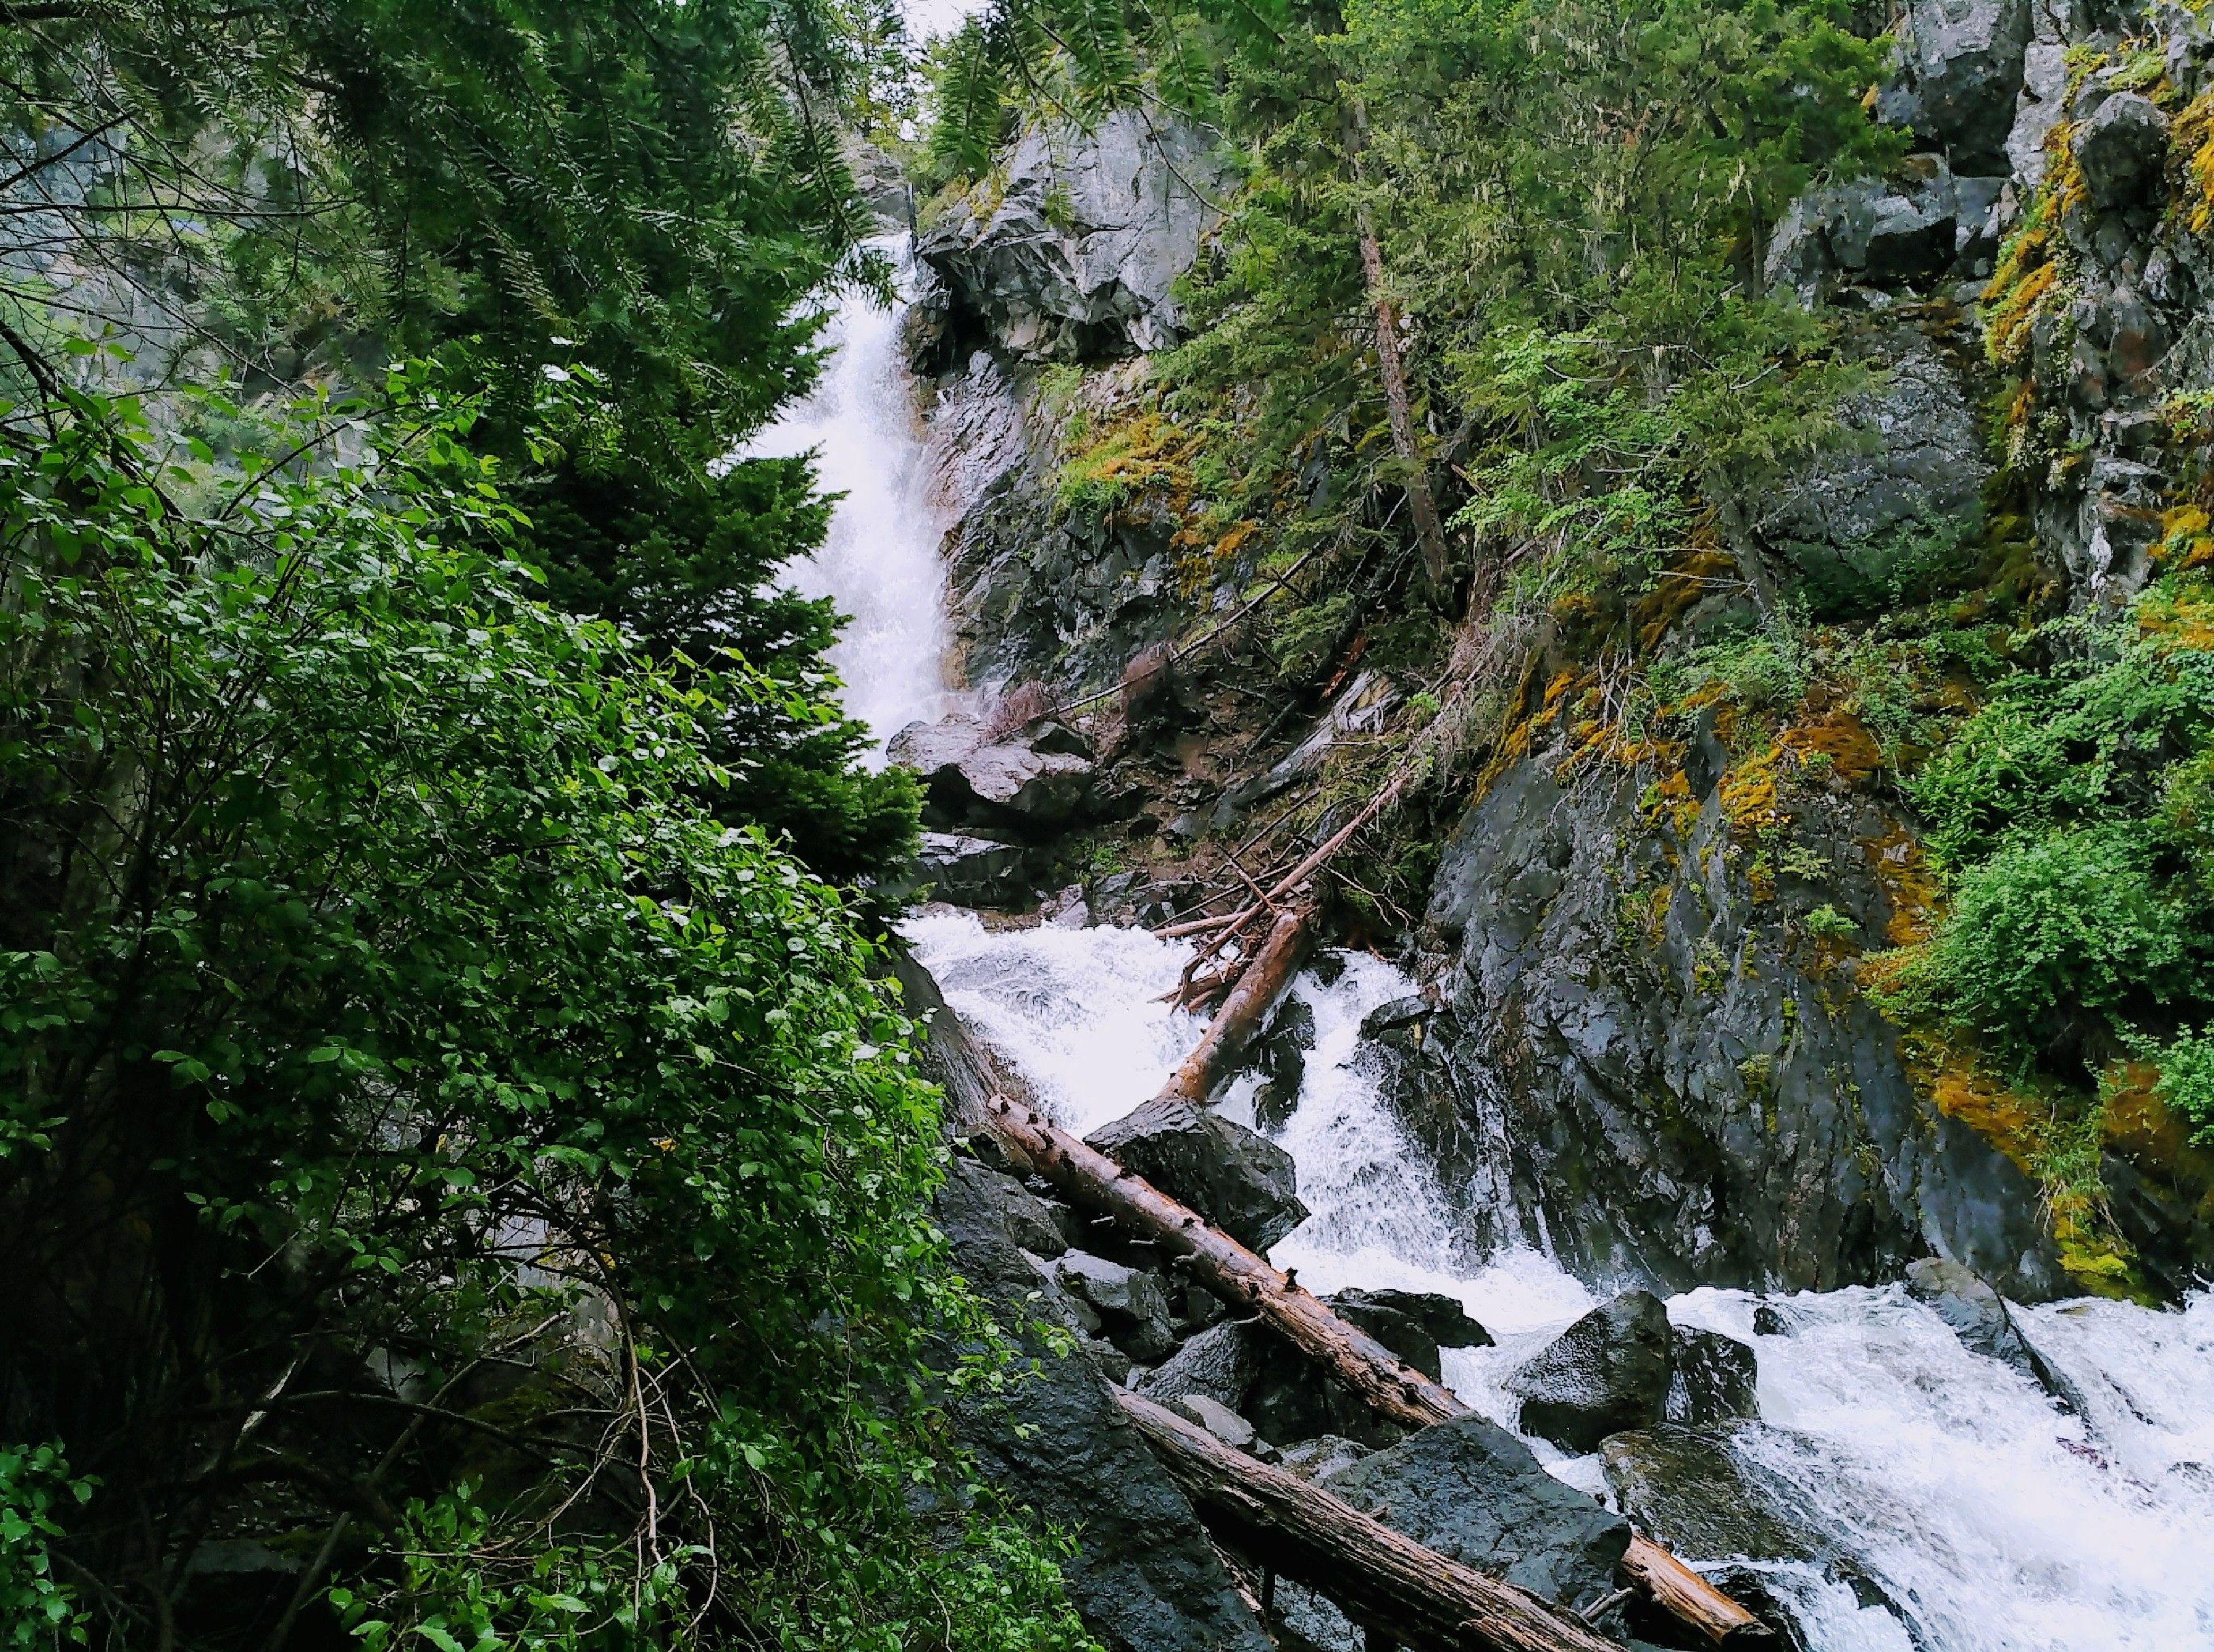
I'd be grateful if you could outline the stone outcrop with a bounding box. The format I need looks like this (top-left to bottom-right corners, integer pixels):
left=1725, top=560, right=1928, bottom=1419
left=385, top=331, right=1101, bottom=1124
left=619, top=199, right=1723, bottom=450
left=1876, top=0, right=2034, bottom=175
left=1317, top=1415, right=1633, bottom=1613
left=1424, top=729, right=2066, bottom=1300
left=916, top=111, right=1231, bottom=364
left=1746, top=321, right=1991, bottom=618
left=887, top=712, right=1098, bottom=835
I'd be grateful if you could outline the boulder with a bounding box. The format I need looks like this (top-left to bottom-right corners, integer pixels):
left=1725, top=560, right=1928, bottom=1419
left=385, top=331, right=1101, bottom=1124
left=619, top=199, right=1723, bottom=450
left=1323, top=1288, right=1493, bottom=1385
left=1508, top=1289, right=1675, bottom=1453
left=1903, top=1256, right=2080, bottom=1408
left=917, top=110, right=1232, bottom=360
left=1876, top=0, right=2033, bottom=175
left=933, top=1158, right=1276, bottom=1652
left=887, top=713, right=1098, bottom=835
left=909, top=831, right=1042, bottom=908
left=1136, top=1319, right=1256, bottom=1412
left=1319, top=1415, right=1632, bottom=1610
left=1764, top=174, right=1960, bottom=303
left=1249, top=993, right=1315, bottom=1133
left=1601, top=1424, right=1822, bottom=1563
left=1055, top=1250, right=1178, bottom=1363
left=1668, top=1327, right=1760, bottom=1427
left=1085, top=1096, right=1311, bottom=1252
left=1174, top=1393, right=1259, bottom=1451
left=2073, top=92, right=2170, bottom=210
left=1750, top=323, right=1988, bottom=617
left=1277, top=1434, right=1372, bottom=1482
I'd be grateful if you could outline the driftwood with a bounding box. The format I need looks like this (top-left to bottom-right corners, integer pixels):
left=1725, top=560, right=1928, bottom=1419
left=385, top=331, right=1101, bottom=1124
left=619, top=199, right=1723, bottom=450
left=1113, top=1387, right=1621, bottom=1652
left=1158, top=905, right=1313, bottom=1093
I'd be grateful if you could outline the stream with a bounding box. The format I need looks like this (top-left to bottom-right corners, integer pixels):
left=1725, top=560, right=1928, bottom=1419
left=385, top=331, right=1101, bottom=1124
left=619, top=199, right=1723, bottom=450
left=750, top=246, right=2214, bottom=1652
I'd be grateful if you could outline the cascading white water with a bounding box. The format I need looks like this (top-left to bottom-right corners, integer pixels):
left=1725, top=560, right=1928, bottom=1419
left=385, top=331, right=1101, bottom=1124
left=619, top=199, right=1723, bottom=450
left=905, top=914, right=2214, bottom=1652
left=773, top=216, right=2214, bottom=1652
left=743, top=242, right=965, bottom=755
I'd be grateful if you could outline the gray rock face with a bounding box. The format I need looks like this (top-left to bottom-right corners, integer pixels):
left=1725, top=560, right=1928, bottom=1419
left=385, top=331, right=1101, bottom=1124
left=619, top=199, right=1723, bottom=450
left=1056, top=1250, right=1178, bottom=1363
left=917, top=111, right=1231, bottom=362
left=1508, top=1289, right=1677, bottom=1452
left=933, top=1159, right=1275, bottom=1652
left=887, top=713, right=1098, bottom=836
left=1321, top=1288, right=1492, bottom=1385
left=1424, top=731, right=2064, bottom=1300
left=1138, top=1319, right=1257, bottom=1410
left=909, top=831, right=1044, bottom=908
left=2073, top=92, right=2170, bottom=208
left=1877, top=0, right=2033, bottom=174
left=1319, top=1416, right=1632, bottom=1609
left=1086, top=1096, right=1311, bottom=1251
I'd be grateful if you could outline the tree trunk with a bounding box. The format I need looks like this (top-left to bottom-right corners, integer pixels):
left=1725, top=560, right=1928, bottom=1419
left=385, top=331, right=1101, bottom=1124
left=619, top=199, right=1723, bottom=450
left=1356, top=206, right=1452, bottom=605
left=1157, top=905, right=1312, bottom=1104
left=1114, top=1387, right=1621, bottom=1652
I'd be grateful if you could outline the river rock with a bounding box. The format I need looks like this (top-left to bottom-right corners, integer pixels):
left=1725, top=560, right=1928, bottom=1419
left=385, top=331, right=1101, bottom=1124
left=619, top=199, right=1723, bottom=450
left=1055, top=1250, right=1178, bottom=1363
left=1319, top=1415, right=1632, bottom=1609
left=910, top=831, right=1042, bottom=908
left=1601, top=1424, right=1822, bottom=1563
left=1174, top=1393, right=1259, bottom=1451
left=1669, top=1326, right=1760, bottom=1426
left=2072, top=92, right=2170, bottom=209
left=1902, top=1255, right=2083, bottom=1411
left=1136, top=1319, right=1256, bottom=1412
left=1876, top=0, right=2032, bottom=175
left=888, top=713, right=1098, bottom=835
left=1323, top=1288, right=1492, bottom=1386
left=917, top=110, right=1232, bottom=361
left=1277, top=1434, right=1372, bottom=1481
left=933, top=1158, right=1276, bottom=1652
left=1249, top=993, right=1316, bottom=1131
left=1509, top=1290, right=1674, bottom=1452
left=1085, top=1096, right=1311, bottom=1252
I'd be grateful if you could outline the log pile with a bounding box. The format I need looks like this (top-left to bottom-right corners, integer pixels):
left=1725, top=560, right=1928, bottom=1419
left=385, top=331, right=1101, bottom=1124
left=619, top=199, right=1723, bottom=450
left=1114, top=1387, right=1622, bottom=1652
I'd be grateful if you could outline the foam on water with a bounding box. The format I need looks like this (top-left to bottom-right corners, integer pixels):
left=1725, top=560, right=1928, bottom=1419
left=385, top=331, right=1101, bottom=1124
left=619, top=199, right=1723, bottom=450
left=742, top=241, right=963, bottom=755
left=906, top=916, right=2214, bottom=1651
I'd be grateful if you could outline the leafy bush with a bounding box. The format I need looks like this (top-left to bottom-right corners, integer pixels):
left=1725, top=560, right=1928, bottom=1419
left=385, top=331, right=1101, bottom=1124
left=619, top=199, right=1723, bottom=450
left=0, top=382, right=1087, bottom=1648
left=0, top=1444, right=91, bottom=1650
left=2154, top=1025, right=2214, bottom=1144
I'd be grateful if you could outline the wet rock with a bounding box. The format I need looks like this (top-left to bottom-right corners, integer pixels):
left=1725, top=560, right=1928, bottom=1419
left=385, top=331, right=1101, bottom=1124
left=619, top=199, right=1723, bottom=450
left=1426, top=715, right=2064, bottom=1303
left=1319, top=1415, right=1632, bottom=1609
left=2073, top=92, right=2170, bottom=210
left=1086, top=1096, right=1311, bottom=1252
left=1249, top=994, right=1315, bottom=1132
left=1669, top=1327, right=1760, bottom=1426
left=1358, top=996, right=1432, bottom=1042
left=1137, top=1319, right=1256, bottom=1412
left=1246, top=1331, right=1408, bottom=1450
left=1508, top=1289, right=1675, bottom=1452
left=1601, top=1424, right=1822, bottom=1563
left=1085, top=1336, right=1134, bottom=1386
left=1174, top=1393, right=1259, bottom=1451
left=1902, top=1256, right=2080, bottom=1410
left=1322, top=1288, right=1493, bottom=1386
left=1750, top=322, right=1987, bottom=617
left=917, top=110, right=1231, bottom=361
left=1277, top=1434, right=1372, bottom=1482
left=908, top=831, right=1043, bottom=908
left=1056, top=1251, right=1178, bottom=1363
left=887, top=714, right=1098, bottom=836
left=933, top=1160, right=1275, bottom=1652
left=1876, top=0, right=2033, bottom=175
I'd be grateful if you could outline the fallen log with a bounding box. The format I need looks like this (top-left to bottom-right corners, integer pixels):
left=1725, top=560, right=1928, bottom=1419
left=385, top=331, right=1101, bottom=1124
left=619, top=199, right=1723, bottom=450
left=1114, top=1387, right=1618, bottom=1652
left=1158, top=905, right=1312, bottom=1096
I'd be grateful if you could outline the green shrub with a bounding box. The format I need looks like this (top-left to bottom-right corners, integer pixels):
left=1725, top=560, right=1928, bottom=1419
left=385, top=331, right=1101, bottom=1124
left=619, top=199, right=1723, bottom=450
left=2154, top=1025, right=2214, bottom=1144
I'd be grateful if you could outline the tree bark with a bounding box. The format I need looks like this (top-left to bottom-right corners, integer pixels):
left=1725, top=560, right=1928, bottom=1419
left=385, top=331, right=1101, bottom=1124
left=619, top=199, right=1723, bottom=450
left=1157, top=905, right=1312, bottom=1103
left=1113, top=1387, right=1621, bottom=1652
left=1357, top=203, right=1452, bottom=606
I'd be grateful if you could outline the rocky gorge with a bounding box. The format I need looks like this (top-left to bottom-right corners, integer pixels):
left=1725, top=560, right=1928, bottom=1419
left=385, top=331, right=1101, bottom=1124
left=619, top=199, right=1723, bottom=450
left=761, top=2, right=2214, bottom=1646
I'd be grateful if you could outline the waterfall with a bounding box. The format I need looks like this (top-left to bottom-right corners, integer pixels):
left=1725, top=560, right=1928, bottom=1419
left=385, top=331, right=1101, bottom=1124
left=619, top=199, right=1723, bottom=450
left=780, top=224, right=2214, bottom=1651
left=743, top=240, right=964, bottom=756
